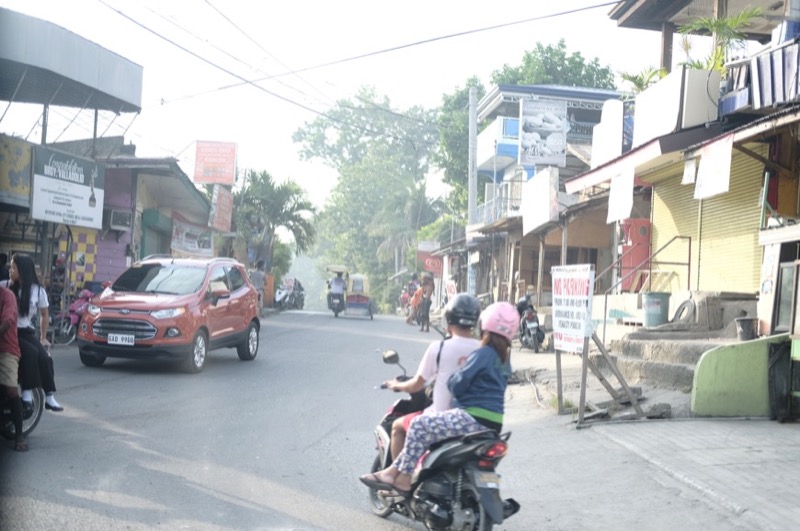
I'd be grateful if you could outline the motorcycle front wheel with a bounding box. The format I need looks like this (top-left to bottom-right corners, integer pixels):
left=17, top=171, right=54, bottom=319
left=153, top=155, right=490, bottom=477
left=368, top=455, right=393, bottom=518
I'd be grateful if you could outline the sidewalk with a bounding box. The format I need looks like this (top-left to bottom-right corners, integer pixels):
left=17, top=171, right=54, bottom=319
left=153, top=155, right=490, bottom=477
left=507, top=348, right=800, bottom=530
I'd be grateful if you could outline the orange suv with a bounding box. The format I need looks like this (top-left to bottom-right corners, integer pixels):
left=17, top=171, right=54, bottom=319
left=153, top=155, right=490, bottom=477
left=77, top=255, right=261, bottom=373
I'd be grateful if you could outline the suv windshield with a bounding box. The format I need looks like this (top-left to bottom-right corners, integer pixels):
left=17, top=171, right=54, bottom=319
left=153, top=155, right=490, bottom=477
left=111, top=264, right=206, bottom=295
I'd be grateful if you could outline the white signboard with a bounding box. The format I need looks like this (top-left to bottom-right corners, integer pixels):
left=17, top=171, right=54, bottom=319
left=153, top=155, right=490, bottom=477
left=551, top=264, right=595, bottom=353
left=31, top=146, right=105, bottom=229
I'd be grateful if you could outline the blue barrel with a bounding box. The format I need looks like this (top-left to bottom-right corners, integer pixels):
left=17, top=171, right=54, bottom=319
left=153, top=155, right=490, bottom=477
left=642, top=292, right=670, bottom=327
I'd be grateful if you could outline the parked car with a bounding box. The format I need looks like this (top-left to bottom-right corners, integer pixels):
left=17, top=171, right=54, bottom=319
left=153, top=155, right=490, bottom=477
left=76, top=255, right=261, bottom=373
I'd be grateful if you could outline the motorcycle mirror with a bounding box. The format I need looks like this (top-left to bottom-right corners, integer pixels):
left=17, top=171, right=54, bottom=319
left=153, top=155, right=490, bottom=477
left=382, top=350, right=399, bottom=365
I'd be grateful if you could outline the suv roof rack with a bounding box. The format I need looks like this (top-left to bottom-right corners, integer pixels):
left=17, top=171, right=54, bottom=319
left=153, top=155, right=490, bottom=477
left=141, top=254, right=174, bottom=261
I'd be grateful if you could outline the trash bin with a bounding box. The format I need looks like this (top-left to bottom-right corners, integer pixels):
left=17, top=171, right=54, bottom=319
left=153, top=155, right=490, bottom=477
left=734, top=317, right=759, bottom=341
left=641, top=292, right=670, bottom=327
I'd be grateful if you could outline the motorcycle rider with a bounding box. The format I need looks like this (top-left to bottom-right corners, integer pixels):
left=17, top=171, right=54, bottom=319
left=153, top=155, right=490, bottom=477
left=327, top=271, right=346, bottom=309
left=361, top=301, right=519, bottom=496
left=380, top=294, right=481, bottom=461
left=0, top=285, right=25, bottom=451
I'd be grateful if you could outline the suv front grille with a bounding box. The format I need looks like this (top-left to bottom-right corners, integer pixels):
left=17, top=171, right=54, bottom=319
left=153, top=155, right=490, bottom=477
left=93, top=319, right=158, bottom=340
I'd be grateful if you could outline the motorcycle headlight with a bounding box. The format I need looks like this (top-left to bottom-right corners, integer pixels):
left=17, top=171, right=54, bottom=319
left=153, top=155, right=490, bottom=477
left=151, top=307, right=186, bottom=319
left=87, top=304, right=101, bottom=316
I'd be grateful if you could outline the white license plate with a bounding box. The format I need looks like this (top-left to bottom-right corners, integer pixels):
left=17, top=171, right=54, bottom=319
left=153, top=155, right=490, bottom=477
left=108, top=333, right=135, bottom=346
left=475, top=472, right=500, bottom=489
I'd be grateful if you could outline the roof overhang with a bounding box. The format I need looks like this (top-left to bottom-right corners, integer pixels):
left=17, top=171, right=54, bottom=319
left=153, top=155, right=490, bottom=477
left=608, top=0, right=780, bottom=43
left=477, top=84, right=621, bottom=122
left=0, top=7, right=142, bottom=113
left=107, top=157, right=210, bottom=226
left=564, top=124, right=723, bottom=194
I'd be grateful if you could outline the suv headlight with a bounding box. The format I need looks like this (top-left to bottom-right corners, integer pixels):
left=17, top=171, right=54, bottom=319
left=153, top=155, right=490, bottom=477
left=151, top=307, right=186, bottom=319
left=87, top=304, right=101, bottom=316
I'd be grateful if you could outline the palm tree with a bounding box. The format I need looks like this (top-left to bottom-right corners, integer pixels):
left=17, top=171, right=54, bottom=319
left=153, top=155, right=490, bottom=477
left=234, top=169, right=317, bottom=271
left=678, top=7, right=762, bottom=74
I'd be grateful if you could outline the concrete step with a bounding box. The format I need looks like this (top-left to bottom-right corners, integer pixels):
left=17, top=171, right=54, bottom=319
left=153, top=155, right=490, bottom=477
left=608, top=338, right=728, bottom=365
left=590, top=352, right=696, bottom=391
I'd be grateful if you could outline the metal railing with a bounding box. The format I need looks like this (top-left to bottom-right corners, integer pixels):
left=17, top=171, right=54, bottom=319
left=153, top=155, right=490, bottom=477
left=475, top=179, right=523, bottom=224
left=601, top=235, right=692, bottom=344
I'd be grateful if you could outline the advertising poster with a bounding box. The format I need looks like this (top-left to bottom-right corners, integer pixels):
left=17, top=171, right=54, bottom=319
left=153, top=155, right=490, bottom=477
left=208, top=184, right=233, bottom=232
left=519, top=99, right=568, bottom=168
left=551, top=264, right=595, bottom=353
left=0, top=135, right=32, bottom=208
left=171, top=212, right=214, bottom=257
left=193, top=141, right=237, bottom=185
left=31, top=146, right=105, bottom=229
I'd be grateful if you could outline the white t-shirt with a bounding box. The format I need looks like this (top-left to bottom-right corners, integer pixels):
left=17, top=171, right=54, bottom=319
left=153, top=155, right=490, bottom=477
left=330, top=277, right=346, bottom=294
left=0, top=281, right=49, bottom=329
left=415, top=335, right=481, bottom=414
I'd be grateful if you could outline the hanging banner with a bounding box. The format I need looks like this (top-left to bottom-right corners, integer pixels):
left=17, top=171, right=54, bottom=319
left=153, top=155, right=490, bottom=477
left=31, top=146, right=105, bottom=229
left=208, top=184, right=233, bottom=232
left=551, top=264, right=595, bottom=353
left=171, top=212, right=214, bottom=257
left=694, top=134, right=733, bottom=199
left=606, top=166, right=634, bottom=223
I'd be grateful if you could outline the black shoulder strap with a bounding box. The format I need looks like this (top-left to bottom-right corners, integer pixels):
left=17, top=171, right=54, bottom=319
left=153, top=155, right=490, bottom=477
left=436, top=339, right=445, bottom=369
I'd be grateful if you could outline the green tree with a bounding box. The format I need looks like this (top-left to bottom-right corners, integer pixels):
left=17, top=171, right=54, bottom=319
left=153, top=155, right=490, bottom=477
left=234, top=169, right=317, bottom=271
left=491, top=39, right=616, bottom=89
left=294, top=90, right=439, bottom=310
left=678, top=7, right=762, bottom=74
left=433, top=78, right=485, bottom=214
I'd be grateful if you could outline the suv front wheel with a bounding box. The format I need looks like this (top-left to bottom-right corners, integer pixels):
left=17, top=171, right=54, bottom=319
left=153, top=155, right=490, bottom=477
left=184, top=331, right=208, bottom=373
left=237, top=321, right=259, bottom=361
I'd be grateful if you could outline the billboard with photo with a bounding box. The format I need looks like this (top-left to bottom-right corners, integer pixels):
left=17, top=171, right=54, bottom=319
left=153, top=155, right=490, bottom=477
left=519, top=99, right=568, bottom=168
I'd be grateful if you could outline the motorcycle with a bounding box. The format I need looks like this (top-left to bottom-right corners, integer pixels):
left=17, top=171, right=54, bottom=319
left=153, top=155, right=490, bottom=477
left=49, top=288, right=94, bottom=346
left=365, top=349, right=520, bottom=530
left=329, top=291, right=345, bottom=317
left=275, top=278, right=306, bottom=310
left=0, top=385, right=44, bottom=441
left=519, top=305, right=544, bottom=353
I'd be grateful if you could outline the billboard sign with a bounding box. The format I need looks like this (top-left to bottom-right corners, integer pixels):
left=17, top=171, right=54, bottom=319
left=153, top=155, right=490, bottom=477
left=172, top=212, right=214, bottom=257
left=31, top=146, right=105, bottom=229
left=208, top=184, right=233, bottom=232
left=194, top=141, right=237, bottom=185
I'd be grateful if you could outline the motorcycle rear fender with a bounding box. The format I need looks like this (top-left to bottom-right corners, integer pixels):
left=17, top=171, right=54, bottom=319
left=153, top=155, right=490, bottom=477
left=464, top=467, right=505, bottom=525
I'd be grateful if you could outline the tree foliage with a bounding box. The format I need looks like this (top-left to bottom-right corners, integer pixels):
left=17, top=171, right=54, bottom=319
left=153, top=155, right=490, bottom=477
left=432, top=78, right=485, bottom=214
left=294, top=88, right=439, bottom=310
left=491, top=39, right=616, bottom=89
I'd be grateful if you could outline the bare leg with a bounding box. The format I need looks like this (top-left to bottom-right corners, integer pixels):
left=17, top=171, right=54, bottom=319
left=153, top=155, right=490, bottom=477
left=390, top=417, right=406, bottom=462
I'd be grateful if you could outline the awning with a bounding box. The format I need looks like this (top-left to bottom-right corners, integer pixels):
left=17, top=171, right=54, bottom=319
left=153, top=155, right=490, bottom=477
left=564, top=124, right=723, bottom=194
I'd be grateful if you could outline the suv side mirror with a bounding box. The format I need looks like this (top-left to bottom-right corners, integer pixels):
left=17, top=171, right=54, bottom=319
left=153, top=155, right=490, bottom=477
left=210, top=288, right=231, bottom=305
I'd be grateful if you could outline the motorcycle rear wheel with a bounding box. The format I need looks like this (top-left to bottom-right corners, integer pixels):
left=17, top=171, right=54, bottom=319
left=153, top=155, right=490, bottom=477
left=1, top=387, right=44, bottom=440
left=461, top=480, right=493, bottom=531
left=367, top=455, right=393, bottom=518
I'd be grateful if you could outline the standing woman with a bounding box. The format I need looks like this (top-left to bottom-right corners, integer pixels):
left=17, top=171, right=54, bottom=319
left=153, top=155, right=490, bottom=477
left=0, top=254, right=63, bottom=412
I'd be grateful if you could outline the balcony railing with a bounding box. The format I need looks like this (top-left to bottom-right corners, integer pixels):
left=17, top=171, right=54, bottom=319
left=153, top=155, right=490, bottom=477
left=476, top=178, right=523, bottom=224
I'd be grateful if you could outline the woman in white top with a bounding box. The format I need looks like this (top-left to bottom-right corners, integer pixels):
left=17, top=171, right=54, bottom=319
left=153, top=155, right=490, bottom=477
left=1, top=254, right=62, bottom=411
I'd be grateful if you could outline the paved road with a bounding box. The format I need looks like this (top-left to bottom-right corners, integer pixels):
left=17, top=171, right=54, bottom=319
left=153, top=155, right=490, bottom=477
left=1, top=310, right=796, bottom=530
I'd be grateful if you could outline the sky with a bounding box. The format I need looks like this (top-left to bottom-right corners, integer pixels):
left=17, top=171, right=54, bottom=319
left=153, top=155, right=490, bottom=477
left=0, top=0, right=669, bottom=207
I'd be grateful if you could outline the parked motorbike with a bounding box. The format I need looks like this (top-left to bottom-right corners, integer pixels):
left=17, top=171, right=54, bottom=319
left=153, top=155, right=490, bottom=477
left=275, top=278, right=305, bottom=310
left=519, top=304, right=544, bottom=353
left=0, top=386, right=44, bottom=441
left=49, top=289, right=94, bottom=346
left=365, top=349, right=520, bottom=530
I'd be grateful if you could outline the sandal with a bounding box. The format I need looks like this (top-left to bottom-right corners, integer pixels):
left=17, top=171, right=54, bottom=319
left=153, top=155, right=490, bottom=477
left=14, top=437, right=28, bottom=452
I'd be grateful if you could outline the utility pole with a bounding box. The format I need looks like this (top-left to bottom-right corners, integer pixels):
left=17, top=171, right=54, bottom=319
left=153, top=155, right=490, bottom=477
left=467, top=85, right=477, bottom=296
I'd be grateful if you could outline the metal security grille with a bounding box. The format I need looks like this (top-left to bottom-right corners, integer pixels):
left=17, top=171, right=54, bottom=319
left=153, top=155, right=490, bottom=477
left=696, top=144, right=766, bottom=292
left=92, top=319, right=157, bottom=340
